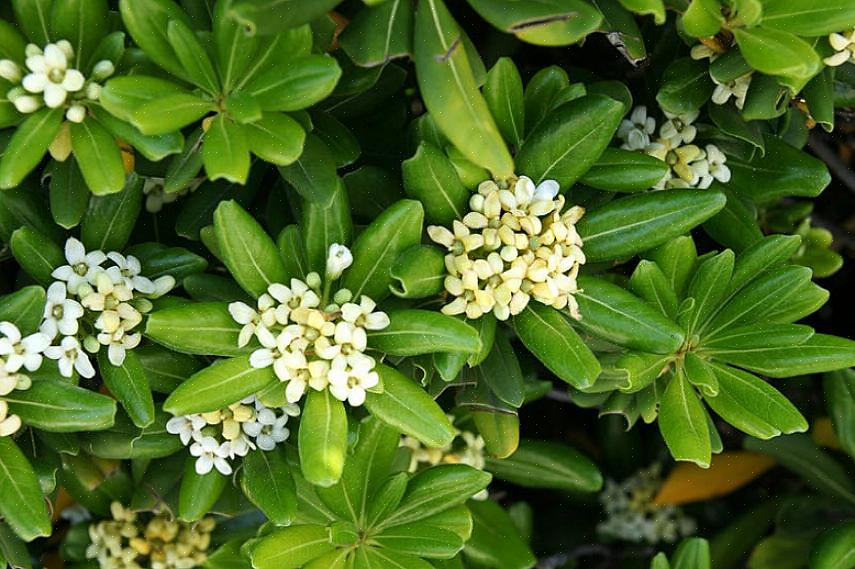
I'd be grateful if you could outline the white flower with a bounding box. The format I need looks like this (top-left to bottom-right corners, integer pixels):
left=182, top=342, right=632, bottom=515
left=705, top=144, right=730, bottom=185
left=825, top=29, right=855, bottom=66
left=340, top=296, right=390, bottom=331
left=44, top=336, right=95, bottom=378
left=0, top=321, right=50, bottom=373
left=166, top=415, right=206, bottom=445
left=22, top=42, right=86, bottom=109
left=229, top=301, right=260, bottom=347
left=106, top=252, right=156, bottom=294
left=99, top=329, right=141, bottom=367
left=1, top=361, right=21, bottom=396
left=242, top=403, right=293, bottom=451
left=51, top=238, right=106, bottom=294
left=0, top=401, right=22, bottom=438
left=328, top=352, right=379, bottom=407
left=617, top=106, right=656, bottom=150
left=658, top=111, right=698, bottom=146
left=711, top=74, right=751, bottom=109
left=41, top=282, right=84, bottom=339
left=190, top=436, right=233, bottom=475
left=326, top=243, right=353, bottom=280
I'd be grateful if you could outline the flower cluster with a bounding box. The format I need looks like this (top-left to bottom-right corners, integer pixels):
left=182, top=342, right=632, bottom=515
left=46, top=238, right=174, bottom=371
left=0, top=41, right=114, bottom=123
left=690, top=44, right=752, bottom=110
left=86, top=502, right=214, bottom=569
left=824, top=29, right=855, bottom=66
left=597, top=463, right=696, bottom=545
left=167, top=395, right=299, bottom=475
left=230, top=245, right=389, bottom=407
left=0, top=322, right=47, bottom=437
left=401, top=419, right=488, bottom=499
left=617, top=106, right=731, bottom=190
left=428, top=176, right=586, bottom=321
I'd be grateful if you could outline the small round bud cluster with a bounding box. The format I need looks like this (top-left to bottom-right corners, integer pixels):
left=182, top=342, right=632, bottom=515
left=1, top=321, right=48, bottom=437
left=617, top=106, right=731, bottom=190
left=86, top=502, right=215, bottom=569
left=48, top=238, right=175, bottom=371
left=167, top=395, right=299, bottom=475
left=231, top=245, right=390, bottom=407
left=428, top=176, right=585, bottom=321
left=401, top=419, right=488, bottom=499
left=597, top=463, right=696, bottom=545
left=0, top=41, right=115, bottom=123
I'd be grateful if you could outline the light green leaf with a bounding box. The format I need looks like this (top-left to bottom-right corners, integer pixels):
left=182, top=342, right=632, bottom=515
left=580, top=148, right=670, bottom=192
left=145, top=302, right=252, bottom=356
left=299, top=389, right=348, bottom=487
left=98, top=351, right=154, bottom=429
left=302, top=179, right=352, bottom=274
left=367, top=310, right=481, bottom=356
left=244, top=112, right=305, bottom=166
left=760, top=0, right=855, bottom=36
left=466, top=0, right=603, bottom=46
left=202, top=114, right=250, bottom=184
left=241, top=447, right=296, bottom=526
left=483, top=57, right=525, bottom=148
left=659, top=370, right=711, bottom=467
left=80, top=173, right=144, bottom=251
left=485, top=439, right=602, bottom=492
left=0, top=107, right=63, bottom=190
left=3, top=380, right=115, bottom=432
left=178, top=457, right=228, bottom=522
left=810, top=522, right=855, bottom=569
left=0, top=438, right=51, bottom=542
left=733, top=27, right=822, bottom=82
left=464, top=499, right=536, bottom=569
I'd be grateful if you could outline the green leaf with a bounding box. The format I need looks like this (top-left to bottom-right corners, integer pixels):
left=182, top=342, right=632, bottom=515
left=727, top=135, right=830, bottom=203
left=413, top=0, right=514, bottom=178
left=100, top=75, right=187, bottom=123
left=683, top=352, right=719, bottom=397
left=467, top=0, right=603, bottom=46
left=10, top=226, right=64, bottom=285
left=245, top=55, right=342, bottom=112
left=241, top=447, right=296, bottom=526
left=276, top=225, right=309, bottom=281
left=513, top=303, right=600, bottom=389
left=3, top=380, right=115, bottom=432
left=656, top=58, right=715, bottom=114
left=516, top=94, right=624, bottom=189
left=0, top=438, right=51, bottom=542
left=478, top=332, right=525, bottom=408
left=97, top=351, right=154, bottom=428
left=251, top=524, right=334, bottom=569
left=341, top=199, right=424, bottom=302
left=82, top=409, right=184, bottom=460
left=711, top=333, right=855, bottom=378
left=136, top=344, right=204, bottom=394
left=682, top=0, right=724, bottom=37
left=682, top=250, right=734, bottom=334
left=365, top=363, right=456, bottom=448
left=302, top=179, right=352, bottom=274
left=227, top=0, right=342, bottom=36
left=464, top=499, right=536, bottom=569
left=708, top=104, right=765, bottom=155
left=629, top=260, right=679, bottom=318
left=673, top=538, right=711, bottom=569
left=702, top=186, right=763, bottom=252
left=0, top=286, right=46, bottom=335
left=577, top=189, right=726, bottom=262
left=483, top=57, right=525, bottom=148
left=702, top=323, right=814, bottom=352
left=659, top=370, right=711, bottom=467
left=485, top=439, right=602, bottom=492
left=0, top=107, right=63, bottom=190
left=580, top=148, right=670, bottom=192
left=728, top=234, right=803, bottom=295
left=213, top=0, right=258, bottom=91
left=402, top=142, right=468, bottom=226
left=824, top=370, right=855, bottom=461
left=166, top=19, right=220, bottom=94
left=733, top=27, right=822, bottom=82
left=202, top=114, right=250, bottom=184
left=575, top=275, right=685, bottom=354
left=745, top=434, right=855, bottom=505
left=80, top=173, right=144, bottom=251
left=473, top=410, right=520, bottom=459
left=382, top=465, right=492, bottom=528
left=164, top=356, right=277, bottom=415
left=178, top=457, right=228, bottom=522
left=50, top=0, right=107, bottom=71
left=119, top=0, right=194, bottom=78
left=760, top=0, right=855, bottom=36
left=367, top=310, right=481, bottom=356
left=374, top=521, right=464, bottom=559
left=278, top=134, right=339, bottom=206
left=48, top=158, right=89, bottom=229
left=704, top=362, right=807, bottom=439
left=645, top=235, right=698, bottom=298
left=244, top=112, right=305, bottom=166
left=132, top=93, right=214, bottom=135
left=810, top=522, right=855, bottom=569
left=390, top=245, right=446, bottom=299
left=145, top=302, right=251, bottom=356
left=299, top=389, right=348, bottom=487
left=524, top=66, right=569, bottom=134
left=339, top=0, right=414, bottom=67
left=214, top=200, right=289, bottom=298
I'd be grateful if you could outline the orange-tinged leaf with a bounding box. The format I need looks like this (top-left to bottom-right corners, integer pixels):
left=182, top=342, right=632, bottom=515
left=653, top=451, right=776, bottom=506
left=812, top=416, right=841, bottom=450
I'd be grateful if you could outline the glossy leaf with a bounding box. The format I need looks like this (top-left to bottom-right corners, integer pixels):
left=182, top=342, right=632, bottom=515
left=580, top=148, right=670, bottom=192
left=299, top=389, right=348, bottom=487
left=0, top=438, right=51, bottom=542
left=0, top=107, right=63, bottom=190
left=485, top=439, right=602, bottom=492
left=145, top=302, right=251, bottom=357
left=3, top=380, right=115, bottom=432
left=241, top=447, right=296, bottom=526
left=98, top=351, right=154, bottom=429
left=80, top=174, right=144, bottom=252
left=164, top=356, right=278, bottom=415
left=367, top=310, right=481, bottom=356
left=483, top=57, right=525, bottom=148
left=659, top=370, right=711, bottom=467
left=178, top=458, right=228, bottom=522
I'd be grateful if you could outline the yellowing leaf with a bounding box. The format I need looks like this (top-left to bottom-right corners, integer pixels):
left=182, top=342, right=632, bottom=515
left=653, top=451, right=776, bottom=506
left=812, top=416, right=841, bottom=450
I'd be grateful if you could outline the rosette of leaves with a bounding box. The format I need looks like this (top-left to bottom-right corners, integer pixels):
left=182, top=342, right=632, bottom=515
left=103, top=0, right=342, bottom=187
left=394, top=31, right=727, bottom=458
left=144, top=195, right=488, bottom=500
left=245, top=416, right=491, bottom=569
left=569, top=233, right=855, bottom=468
left=0, top=0, right=187, bottom=199
left=0, top=287, right=118, bottom=543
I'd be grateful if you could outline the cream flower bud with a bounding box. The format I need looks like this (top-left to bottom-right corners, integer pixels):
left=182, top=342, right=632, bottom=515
left=66, top=104, right=86, bottom=123
left=326, top=243, right=353, bottom=279
left=13, top=94, right=40, bottom=113
left=0, top=59, right=20, bottom=82
left=92, top=59, right=115, bottom=81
